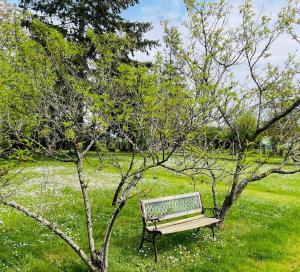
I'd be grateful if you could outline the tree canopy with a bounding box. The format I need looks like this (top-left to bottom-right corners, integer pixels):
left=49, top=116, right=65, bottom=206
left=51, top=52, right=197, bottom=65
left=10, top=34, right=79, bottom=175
left=19, top=0, right=156, bottom=53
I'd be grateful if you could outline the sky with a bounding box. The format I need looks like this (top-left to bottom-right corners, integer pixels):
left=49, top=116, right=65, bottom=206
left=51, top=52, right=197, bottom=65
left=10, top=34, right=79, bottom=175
left=121, top=0, right=299, bottom=62
left=122, top=0, right=186, bottom=60
left=121, top=0, right=299, bottom=91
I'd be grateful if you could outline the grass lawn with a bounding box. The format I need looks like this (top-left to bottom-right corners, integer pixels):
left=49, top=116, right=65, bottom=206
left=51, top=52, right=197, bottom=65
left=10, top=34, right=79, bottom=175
left=0, top=153, right=299, bottom=272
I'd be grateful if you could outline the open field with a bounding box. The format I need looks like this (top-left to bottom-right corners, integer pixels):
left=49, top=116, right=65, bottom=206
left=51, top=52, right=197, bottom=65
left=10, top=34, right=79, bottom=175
left=0, top=154, right=299, bottom=272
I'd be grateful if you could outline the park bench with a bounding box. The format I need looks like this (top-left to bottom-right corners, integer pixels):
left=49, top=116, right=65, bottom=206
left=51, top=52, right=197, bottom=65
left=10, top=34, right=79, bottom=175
left=139, top=192, right=220, bottom=262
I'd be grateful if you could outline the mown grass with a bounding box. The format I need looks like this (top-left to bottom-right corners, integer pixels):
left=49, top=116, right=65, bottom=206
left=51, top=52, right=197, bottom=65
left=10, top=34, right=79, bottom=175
left=0, top=153, right=299, bottom=271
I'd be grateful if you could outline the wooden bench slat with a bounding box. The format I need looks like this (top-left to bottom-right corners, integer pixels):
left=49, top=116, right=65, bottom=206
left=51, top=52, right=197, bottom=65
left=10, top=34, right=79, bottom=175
left=146, top=214, right=206, bottom=230
left=154, top=208, right=202, bottom=221
left=148, top=217, right=220, bottom=235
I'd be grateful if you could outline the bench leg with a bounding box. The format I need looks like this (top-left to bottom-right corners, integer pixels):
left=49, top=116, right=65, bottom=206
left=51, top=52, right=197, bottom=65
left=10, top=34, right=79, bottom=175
left=152, top=233, right=158, bottom=262
left=194, top=227, right=201, bottom=238
left=138, top=227, right=146, bottom=251
left=210, top=225, right=215, bottom=238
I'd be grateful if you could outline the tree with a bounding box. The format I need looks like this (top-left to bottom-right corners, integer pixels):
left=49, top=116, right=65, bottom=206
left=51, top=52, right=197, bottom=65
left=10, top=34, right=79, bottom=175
left=0, top=8, right=55, bottom=205
left=280, top=0, right=300, bottom=43
left=19, top=0, right=156, bottom=53
left=18, top=0, right=157, bottom=153
left=0, top=14, right=211, bottom=271
left=0, top=6, right=54, bottom=157
left=161, top=0, right=300, bottom=226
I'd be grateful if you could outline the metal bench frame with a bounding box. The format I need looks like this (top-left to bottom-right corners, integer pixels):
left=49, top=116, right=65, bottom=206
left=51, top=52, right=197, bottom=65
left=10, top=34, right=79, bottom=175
left=139, top=192, right=220, bottom=262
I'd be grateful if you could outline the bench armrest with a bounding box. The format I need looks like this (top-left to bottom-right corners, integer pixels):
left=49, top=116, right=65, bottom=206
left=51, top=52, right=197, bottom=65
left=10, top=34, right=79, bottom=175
left=203, top=207, right=220, bottom=218
left=145, top=212, right=168, bottom=228
left=148, top=217, right=161, bottom=229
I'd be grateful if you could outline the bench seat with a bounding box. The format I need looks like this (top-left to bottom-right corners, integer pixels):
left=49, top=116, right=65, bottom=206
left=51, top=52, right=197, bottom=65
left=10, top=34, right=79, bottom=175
left=146, top=215, right=220, bottom=235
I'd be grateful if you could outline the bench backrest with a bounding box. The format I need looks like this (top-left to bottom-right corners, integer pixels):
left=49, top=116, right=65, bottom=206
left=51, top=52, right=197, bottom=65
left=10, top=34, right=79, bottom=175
left=140, top=192, right=202, bottom=221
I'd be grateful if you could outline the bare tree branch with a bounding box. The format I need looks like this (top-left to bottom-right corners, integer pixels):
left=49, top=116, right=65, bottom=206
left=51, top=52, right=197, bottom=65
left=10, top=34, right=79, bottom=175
left=253, top=96, right=300, bottom=139
left=0, top=199, right=96, bottom=271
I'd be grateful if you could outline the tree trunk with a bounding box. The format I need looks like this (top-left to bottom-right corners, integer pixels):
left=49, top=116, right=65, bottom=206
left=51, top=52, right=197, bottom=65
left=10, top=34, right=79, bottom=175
left=98, top=201, right=126, bottom=272
left=75, top=152, right=96, bottom=261
left=207, top=162, right=217, bottom=210
left=210, top=170, right=217, bottom=209
left=219, top=195, right=233, bottom=228
left=219, top=151, right=245, bottom=227
left=219, top=175, right=250, bottom=228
